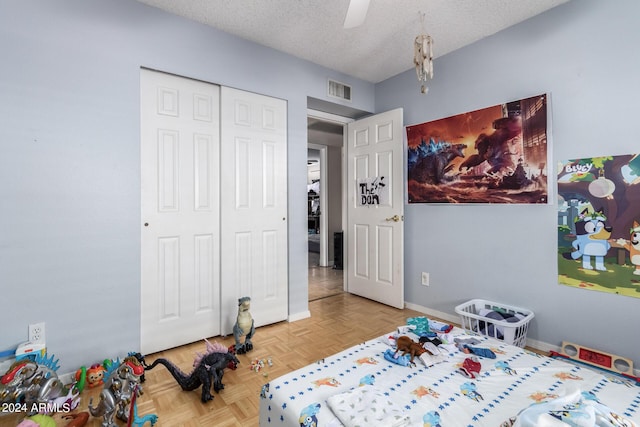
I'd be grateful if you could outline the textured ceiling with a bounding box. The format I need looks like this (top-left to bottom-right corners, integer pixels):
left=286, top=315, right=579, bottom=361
left=136, top=0, right=569, bottom=83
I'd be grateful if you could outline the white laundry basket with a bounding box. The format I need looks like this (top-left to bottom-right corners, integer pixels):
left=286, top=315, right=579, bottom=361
left=455, top=299, right=534, bottom=348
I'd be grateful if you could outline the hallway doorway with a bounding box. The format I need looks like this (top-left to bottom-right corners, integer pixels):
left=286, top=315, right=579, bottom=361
left=307, top=112, right=347, bottom=301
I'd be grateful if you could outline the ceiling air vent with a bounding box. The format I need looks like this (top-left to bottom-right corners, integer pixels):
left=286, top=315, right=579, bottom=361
left=328, top=79, right=352, bottom=102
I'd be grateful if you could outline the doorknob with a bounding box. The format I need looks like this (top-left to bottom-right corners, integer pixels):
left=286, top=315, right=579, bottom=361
left=385, top=215, right=401, bottom=222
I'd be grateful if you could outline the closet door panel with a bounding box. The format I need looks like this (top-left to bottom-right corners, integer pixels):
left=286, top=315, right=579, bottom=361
left=141, top=69, right=221, bottom=355
left=220, top=87, right=288, bottom=335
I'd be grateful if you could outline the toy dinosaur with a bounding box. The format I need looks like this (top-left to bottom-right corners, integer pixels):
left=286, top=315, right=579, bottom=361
left=88, top=356, right=144, bottom=427
left=127, top=385, right=157, bottom=427
left=146, top=339, right=239, bottom=403
left=233, top=296, right=255, bottom=354
left=0, top=352, right=78, bottom=415
left=127, top=352, right=149, bottom=383
left=129, top=400, right=158, bottom=427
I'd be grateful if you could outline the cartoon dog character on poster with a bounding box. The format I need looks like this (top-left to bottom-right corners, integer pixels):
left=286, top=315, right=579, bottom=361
left=565, top=208, right=612, bottom=271
left=616, top=220, right=640, bottom=275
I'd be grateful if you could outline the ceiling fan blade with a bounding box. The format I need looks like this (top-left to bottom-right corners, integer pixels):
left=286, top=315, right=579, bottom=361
left=343, top=0, right=370, bottom=29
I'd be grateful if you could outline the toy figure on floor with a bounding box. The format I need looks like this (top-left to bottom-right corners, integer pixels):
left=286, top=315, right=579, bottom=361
left=0, top=352, right=80, bottom=414
left=127, top=385, right=157, bottom=427
left=85, top=363, right=107, bottom=388
left=233, top=296, right=255, bottom=354
left=146, top=339, right=239, bottom=403
left=127, top=352, right=149, bottom=383
left=15, top=413, right=87, bottom=427
left=88, top=355, right=145, bottom=427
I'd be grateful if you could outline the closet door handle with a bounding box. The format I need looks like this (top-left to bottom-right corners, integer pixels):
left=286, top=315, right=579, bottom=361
left=385, top=215, right=400, bottom=222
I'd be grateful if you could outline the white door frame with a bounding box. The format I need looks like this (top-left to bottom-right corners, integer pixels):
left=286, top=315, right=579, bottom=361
left=307, top=143, right=328, bottom=266
left=306, top=109, right=353, bottom=274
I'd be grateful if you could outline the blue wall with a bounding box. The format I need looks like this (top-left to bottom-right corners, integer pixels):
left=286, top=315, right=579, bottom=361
left=0, top=0, right=374, bottom=373
left=2, top=0, right=638, bottom=375
left=376, top=0, right=640, bottom=365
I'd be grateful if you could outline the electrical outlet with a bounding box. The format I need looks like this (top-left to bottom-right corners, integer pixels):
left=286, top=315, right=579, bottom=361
left=421, top=272, right=430, bottom=286
left=29, top=322, right=45, bottom=344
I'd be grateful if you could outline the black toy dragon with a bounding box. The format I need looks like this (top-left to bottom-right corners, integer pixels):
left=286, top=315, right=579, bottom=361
left=146, top=339, right=239, bottom=403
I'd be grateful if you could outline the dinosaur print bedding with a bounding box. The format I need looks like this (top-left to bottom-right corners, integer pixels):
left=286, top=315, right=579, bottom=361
left=258, top=327, right=639, bottom=426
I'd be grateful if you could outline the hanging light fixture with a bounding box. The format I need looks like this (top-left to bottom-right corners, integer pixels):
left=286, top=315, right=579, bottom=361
left=414, top=12, right=433, bottom=94
left=588, top=168, right=616, bottom=198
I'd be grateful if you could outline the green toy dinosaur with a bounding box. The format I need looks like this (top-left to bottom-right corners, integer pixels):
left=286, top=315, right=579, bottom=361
left=233, top=296, right=255, bottom=354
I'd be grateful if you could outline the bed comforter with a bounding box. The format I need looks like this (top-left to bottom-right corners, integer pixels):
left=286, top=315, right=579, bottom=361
left=259, top=328, right=639, bottom=426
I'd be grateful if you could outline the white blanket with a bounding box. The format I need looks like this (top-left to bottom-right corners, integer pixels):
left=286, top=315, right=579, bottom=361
left=326, top=385, right=411, bottom=427
left=514, top=389, right=638, bottom=427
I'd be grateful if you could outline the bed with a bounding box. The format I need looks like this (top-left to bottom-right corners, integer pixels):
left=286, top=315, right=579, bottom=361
left=259, top=325, right=639, bottom=426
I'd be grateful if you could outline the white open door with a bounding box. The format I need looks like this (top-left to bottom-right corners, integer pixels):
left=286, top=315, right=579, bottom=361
left=346, top=108, right=404, bottom=308
left=140, top=69, right=221, bottom=355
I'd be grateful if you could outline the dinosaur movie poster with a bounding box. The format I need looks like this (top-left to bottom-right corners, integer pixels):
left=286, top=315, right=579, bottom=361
left=406, top=94, right=550, bottom=203
left=558, top=153, right=640, bottom=299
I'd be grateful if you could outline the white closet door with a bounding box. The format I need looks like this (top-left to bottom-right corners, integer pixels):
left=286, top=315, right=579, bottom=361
left=220, top=87, right=288, bottom=335
left=140, top=69, right=221, bottom=355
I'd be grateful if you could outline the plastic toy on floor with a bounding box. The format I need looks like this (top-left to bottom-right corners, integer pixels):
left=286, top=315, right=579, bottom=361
left=127, top=385, right=157, bottom=427
left=550, top=341, right=640, bottom=385
left=129, top=400, right=158, bottom=427
left=16, top=414, right=56, bottom=427
left=146, top=339, right=240, bottom=403
left=234, top=296, right=255, bottom=354
left=88, top=355, right=145, bottom=427
left=0, top=352, right=80, bottom=415
left=85, top=363, right=106, bottom=388
left=127, top=352, right=149, bottom=383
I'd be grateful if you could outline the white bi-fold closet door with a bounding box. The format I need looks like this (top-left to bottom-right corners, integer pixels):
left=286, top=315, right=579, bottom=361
left=140, top=69, right=288, bottom=355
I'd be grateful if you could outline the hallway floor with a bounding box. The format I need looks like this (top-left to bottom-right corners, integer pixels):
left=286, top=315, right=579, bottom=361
left=308, top=250, right=344, bottom=301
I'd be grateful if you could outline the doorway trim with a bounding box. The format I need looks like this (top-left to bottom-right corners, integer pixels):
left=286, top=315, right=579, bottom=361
left=307, top=108, right=355, bottom=298
left=308, top=143, right=328, bottom=266
left=307, top=109, right=353, bottom=271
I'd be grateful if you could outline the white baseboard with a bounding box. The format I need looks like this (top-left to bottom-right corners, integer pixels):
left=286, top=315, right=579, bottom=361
left=404, top=302, right=458, bottom=324
left=288, top=310, right=311, bottom=323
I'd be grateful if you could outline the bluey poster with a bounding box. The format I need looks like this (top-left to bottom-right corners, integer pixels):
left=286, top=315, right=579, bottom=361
left=557, top=153, right=640, bottom=298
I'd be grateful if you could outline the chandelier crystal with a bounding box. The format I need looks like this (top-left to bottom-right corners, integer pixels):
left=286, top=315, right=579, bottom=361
left=414, top=12, right=433, bottom=94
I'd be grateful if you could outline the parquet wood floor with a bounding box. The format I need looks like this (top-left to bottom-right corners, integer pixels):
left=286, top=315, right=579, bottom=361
left=308, top=264, right=343, bottom=301
left=308, top=249, right=344, bottom=301
left=3, top=293, right=545, bottom=426
left=3, top=294, right=425, bottom=426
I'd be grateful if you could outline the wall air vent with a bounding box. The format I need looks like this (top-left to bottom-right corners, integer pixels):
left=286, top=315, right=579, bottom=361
left=327, top=79, right=352, bottom=102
